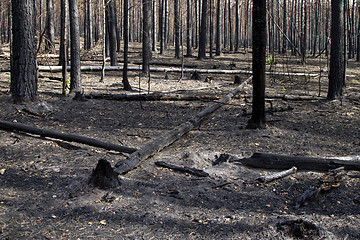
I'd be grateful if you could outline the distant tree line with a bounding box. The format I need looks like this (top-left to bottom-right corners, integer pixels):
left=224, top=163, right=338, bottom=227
left=1, top=0, right=360, bottom=61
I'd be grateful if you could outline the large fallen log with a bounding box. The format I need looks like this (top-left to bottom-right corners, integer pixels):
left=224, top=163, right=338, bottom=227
left=0, top=119, right=137, bottom=154
left=232, top=153, right=360, bottom=171
left=114, top=76, right=253, bottom=174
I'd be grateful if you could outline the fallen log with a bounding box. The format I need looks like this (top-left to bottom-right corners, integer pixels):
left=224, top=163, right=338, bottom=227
left=155, top=161, right=209, bottom=177
left=232, top=153, right=360, bottom=171
left=114, top=76, right=253, bottom=174
left=86, top=93, right=221, bottom=102
left=0, top=119, right=137, bottom=154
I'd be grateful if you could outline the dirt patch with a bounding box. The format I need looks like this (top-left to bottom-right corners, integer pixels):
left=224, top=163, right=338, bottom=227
left=1, top=46, right=360, bottom=239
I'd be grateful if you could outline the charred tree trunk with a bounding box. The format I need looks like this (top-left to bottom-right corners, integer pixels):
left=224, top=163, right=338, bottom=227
left=46, top=0, right=55, bottom=53
left=152, top=0, right=157, bottom=52
left=215, top=0, right=222, bottom=55
left=106, top=0, right=117, bottom=66
left=186, top=0, right=193, bottom=56
left=235, top=0, right=239, bottom=51
left=94, top=0, right=102, bottom=43
left=209, top=0, right=214, bottom=58
left=228, top=0, right=233, bottom=52
left=247, top=0, right=266, bottom=129
left=123, top=0, right=132, bottom=90
left=11, top=0, right=38, bottom=103
left=68, top=0, right=82, bottom=94
left=142, top=0, right=151, bottom=74
left=282, top=0, right=287, bottom=54
left=84, top=0, right=93, bottom=50
left=198, top=0, right=208, bottom=59
left=328, top=0, right=345, bottom=100
left=60, top=0, right=68, bottom=95
left=174, top=0, right=180, bottom=58
left=357, top=6, right=360, bottom=61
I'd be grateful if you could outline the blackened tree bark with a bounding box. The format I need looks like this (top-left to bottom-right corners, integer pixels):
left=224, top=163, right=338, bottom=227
left=152, top=0, right=157, bottom=52
left=164, top=0, right=168, bottom=50
left=59, top=0, right=69, bottom=67
left=11, top=0, right=38, bottom=103
left=282, top=0, right=287, bottom=54
left=209, top=0, right=214, bottom=58
left=301, top=0, right=307, bottom=64
left=186, top=0, right=193, bottom=56
left=215, top=0, right=221, bottom=55
left=247, top=0, right=266, bottom=129
left=243, top=0, right=249, bottom=50
left=159, top=0, right=164, bottom=54
left=223, top=0, right=227, bottom=49
left=7, top=2, right=11, bottom=44
left=106, top=0, right=117, bottom=66
left=123, top=0, right=132, bottom=90
left=0, top=1, right=2, bottom=45
left=328, top=0, right=345, bottom=100
left=198, top=0, right=207, bottom=59
left=113, top=1, right=120, bottom=53
left=46, top=0, right=55, bottom=52
left=68, top=0, right=82, bottom=93
left=228, top=0, right=233, bottom=52
left=235, top=0, right=239, bottom=51
left=142, top=0, right=151, bottom=74
left=84, top=0, right=93, bottom=50
left=94, top=0, right=102, bottom=43
left=357, top=6, right=360, bottom=61
left=60, top=0, right=69, bottom=95
left=174, top=0, right=180, bottom=58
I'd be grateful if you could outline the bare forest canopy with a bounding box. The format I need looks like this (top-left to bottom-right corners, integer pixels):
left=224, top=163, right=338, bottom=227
left=1, top=0, right=360, bottom=61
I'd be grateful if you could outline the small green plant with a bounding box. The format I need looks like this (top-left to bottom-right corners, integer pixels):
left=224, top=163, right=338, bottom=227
left=266, top=55, right=276, bottom=65
left=66, top=76, right=71, bottom=89
left=282, top=86, right=286, bottom=94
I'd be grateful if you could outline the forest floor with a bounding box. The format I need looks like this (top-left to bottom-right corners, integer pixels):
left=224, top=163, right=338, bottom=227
left=0, top=43, right=360, bottom=239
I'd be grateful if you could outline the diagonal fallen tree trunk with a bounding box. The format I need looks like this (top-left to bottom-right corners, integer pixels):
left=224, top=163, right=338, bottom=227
left=114, top=76, right=253, bottom=174
left=231, top=152, right=360, bottom=171
left=0, top=119, right=137, bottom=154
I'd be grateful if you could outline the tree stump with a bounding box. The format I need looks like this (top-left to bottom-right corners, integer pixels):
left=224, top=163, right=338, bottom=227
left=88, top=159, right=120, bottom=189
left=234, top=75, right=242, bottom=84
left=190, top=71, right=202, bottom=80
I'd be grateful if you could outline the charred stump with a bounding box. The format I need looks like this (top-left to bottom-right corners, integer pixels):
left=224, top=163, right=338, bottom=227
left=88, top=159, right=120, bottom=189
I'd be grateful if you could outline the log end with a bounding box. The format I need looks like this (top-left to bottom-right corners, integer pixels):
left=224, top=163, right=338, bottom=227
left=88, top=159, right=121, bottom=189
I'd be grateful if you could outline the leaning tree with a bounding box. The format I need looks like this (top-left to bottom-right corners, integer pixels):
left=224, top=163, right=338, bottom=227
left=11, top=0, right=38, bottom=103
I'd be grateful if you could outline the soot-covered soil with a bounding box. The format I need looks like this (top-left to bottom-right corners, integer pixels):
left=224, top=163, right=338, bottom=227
left=0, top=45, right=360, bottom=239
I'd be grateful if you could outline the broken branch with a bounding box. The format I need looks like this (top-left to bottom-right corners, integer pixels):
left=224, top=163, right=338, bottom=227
left=257, top=166, right=297, bottom=183
left=155, top=161, right=209, bottom=177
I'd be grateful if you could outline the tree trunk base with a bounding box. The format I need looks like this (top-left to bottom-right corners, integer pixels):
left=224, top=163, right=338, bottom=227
left=88, top=159, right=121, bottom=189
